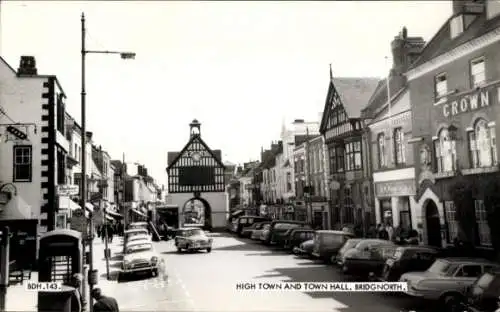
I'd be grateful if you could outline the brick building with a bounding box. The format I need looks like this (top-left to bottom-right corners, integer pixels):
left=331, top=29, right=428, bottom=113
left=362, top=27, right=426, bottom=234
left=407, top=0, right=500, bottom=248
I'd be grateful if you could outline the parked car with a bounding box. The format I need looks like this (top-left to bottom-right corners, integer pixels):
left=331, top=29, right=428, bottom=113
left=341, top=239, right=396, bottom=274
left=344, top=243, right=397, bottom=277
left=266, top=221, right=308, bottom=246
left=455, top=270, right=500, bottom=312
left=121, top=241, right=161, bottom=278
left=236, top=216, right=270, bottom=236
left=335, top=238, right=363, bottom=266
left=284, top=229, right=315, bottom=252
left=241, top=222, right=267, bottom=238
left=294, top=239, right=315, bottom=257
left=378, top=245, right=441, bottom=282
left=175, top=228, right=213, bottom=253
left=311, top=230, right=355, bottom=263
left=400, top=257, right=500, bottom=309
left=227, top=211, right=245, bottom=231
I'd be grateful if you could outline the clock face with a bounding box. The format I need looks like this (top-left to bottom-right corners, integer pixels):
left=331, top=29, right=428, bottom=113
left=191, top=152, right=201, bottom=162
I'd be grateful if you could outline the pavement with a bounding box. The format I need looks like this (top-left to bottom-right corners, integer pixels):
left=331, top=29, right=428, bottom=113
left=4, top=233, right=432, bottom=311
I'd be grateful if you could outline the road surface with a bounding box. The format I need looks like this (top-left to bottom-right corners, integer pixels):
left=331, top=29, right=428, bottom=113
left=153, top=233, right=431, bottom=312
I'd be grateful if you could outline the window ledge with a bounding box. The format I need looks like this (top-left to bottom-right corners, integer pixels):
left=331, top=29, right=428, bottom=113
left=462, top=166, right=499, bottom=175
left=434, top=171, right=457, bottom=179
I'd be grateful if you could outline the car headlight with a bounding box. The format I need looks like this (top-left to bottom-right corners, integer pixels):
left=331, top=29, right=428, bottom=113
left=151, top=256, right=158, bottom=263
left=208, top=238, right=213, bottom=243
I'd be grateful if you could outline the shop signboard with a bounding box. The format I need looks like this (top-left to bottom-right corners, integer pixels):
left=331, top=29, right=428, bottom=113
left=57, top=185, right=79, bottom=196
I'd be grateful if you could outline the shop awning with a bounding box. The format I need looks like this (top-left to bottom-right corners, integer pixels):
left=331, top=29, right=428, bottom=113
left=131, top=208, right=147, bottom=218
left=59, top=197, right=81, bottom=211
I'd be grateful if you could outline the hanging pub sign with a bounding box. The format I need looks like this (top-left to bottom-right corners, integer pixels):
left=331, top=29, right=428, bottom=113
left=442, top=89, right=491, bottom=118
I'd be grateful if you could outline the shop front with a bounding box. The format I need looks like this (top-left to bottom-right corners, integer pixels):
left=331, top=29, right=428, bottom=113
left=374, top=175, right=417, bottom=234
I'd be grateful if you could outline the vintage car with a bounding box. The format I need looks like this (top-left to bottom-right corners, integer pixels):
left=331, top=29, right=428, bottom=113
left=341, top=239, right=396, bottom=274
left=400, top=257, right=500, bottom=309
left=175, top=227, right=213, bottom=253
left=241, top=222, right=267, bottom=238
left=344, top=243, right=397, bottom=277
left=235, top=216, right=270, bottom=236
left=267, top=221, right=309, bottom=246
left=378, top=245, right=441, bottom=282
left=456, top=270, right=500, bottom=312
left=335, top=238, right=363, bottom=266
left=283, top=229, right=315, bottom=252
left=121, top=241, right=161, bottom=278
left=294, top=239, right=315, bottom=257
left=126, top=234, right=151, bottom=245
left=250, top=222, right=271, bottom=240
left=311, top=230, right=355, bottom=263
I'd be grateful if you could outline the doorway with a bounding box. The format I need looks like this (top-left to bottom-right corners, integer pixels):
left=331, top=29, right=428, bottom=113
left=182, top=198, right=212, bottom=230
left=425, top=200, right=442, bottom=248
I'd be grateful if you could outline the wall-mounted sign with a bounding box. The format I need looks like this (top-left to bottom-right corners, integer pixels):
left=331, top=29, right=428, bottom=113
left=442, top=89, right=490, bottom=118
left=57, top=185, right=79, bottom=196
left=375, top=179, right=416, bottom=197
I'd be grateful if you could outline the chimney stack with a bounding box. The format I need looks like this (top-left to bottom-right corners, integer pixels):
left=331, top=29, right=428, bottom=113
left=17, top=56, right=38, bottom=76
left=86, top=131, right=93, bottom=141
left=391, top=27, right=425, bottom=76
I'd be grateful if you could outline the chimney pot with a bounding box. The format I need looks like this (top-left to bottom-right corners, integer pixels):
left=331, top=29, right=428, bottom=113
left=17, top=56, right=38, bottom=76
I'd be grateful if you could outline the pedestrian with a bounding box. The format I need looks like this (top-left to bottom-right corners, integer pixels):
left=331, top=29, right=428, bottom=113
left=91, top=288, right=119, bottom=312
left=65, top=273, right=84, bottom=312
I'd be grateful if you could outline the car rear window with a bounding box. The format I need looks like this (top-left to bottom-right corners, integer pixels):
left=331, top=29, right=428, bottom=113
left=320, top=233, right=345, bottom=244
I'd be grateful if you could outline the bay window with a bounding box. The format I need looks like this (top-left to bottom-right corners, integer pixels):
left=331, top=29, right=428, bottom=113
left=345, top=141, right=362, bottom=171
left=434, top=128, right=456, bottom=172
left=468, top=119, right=497, bottom=168
left=329, top=145, right=344, bottom=173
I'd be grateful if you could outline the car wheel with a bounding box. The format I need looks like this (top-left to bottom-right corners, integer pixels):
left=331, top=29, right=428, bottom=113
left=152, top=269, right=158, bottom=277
left=177, top=247, right=182, bottom=253
left=206, top=247, right=212, bottom=253
left=441, top=293, right=461, bottom=312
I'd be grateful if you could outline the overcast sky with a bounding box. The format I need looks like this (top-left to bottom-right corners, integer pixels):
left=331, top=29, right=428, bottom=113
left=1, top=1, right=452, bottom=185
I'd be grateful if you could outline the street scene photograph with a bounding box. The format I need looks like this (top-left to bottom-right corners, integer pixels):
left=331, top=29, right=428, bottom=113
left=1, top=0, right=500, bottom=311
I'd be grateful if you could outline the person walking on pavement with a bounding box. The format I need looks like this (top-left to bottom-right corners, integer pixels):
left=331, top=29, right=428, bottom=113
left=91, top=288, right=119, bottom=312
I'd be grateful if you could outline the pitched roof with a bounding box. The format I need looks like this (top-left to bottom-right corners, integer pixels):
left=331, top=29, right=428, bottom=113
left=332, top=77, right=380, bottom=118
left=361, top=75, right=407, bottom=119
left=166, top=135, right=224, bottom=170
left=409, top=13, right=500, bottom=70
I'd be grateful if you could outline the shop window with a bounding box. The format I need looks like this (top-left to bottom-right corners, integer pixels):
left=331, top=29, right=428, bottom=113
left=468, top=119, right=497, bottom=168
left=475, top=200, right=491, bottom=246
left=434, top=128, right=456, bottom=173
left=444, top=201, right=459, bottom=243
left=377, top=133, right=386, bottom=168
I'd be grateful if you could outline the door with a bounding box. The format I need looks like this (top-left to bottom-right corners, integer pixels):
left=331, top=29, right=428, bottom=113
left=425, top=200, right=442, bottom=248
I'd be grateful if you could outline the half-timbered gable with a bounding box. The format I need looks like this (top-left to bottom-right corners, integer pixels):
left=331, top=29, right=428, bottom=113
left=320, top=77, right=380, bottom=143
left=166, top=124, right=225, bottom=194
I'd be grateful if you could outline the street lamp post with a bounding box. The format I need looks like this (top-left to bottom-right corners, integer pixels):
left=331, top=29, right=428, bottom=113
left=81, top=13, right=135, bottom=312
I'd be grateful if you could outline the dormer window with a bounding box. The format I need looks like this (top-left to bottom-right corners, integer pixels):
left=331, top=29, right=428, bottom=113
left=450, top=15, right=464, bottom=39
